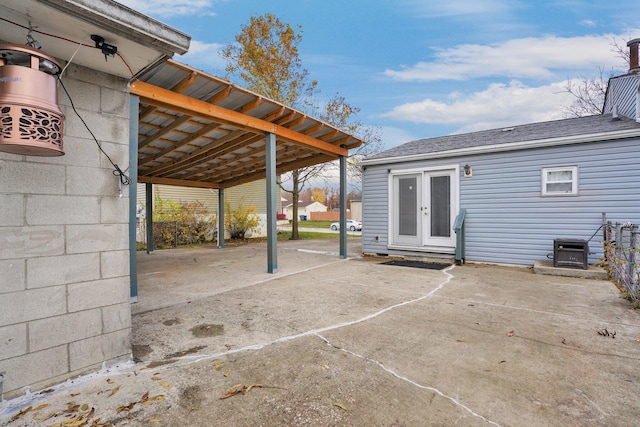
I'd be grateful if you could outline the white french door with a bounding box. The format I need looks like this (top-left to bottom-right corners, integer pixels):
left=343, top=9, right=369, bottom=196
left=391, top=168, right=457, bottom=249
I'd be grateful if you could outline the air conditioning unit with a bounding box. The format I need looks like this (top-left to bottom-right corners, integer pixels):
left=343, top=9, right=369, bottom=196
left=554, top=239, right=589, bottom=269
left=0, top=44, right=65, bottom=156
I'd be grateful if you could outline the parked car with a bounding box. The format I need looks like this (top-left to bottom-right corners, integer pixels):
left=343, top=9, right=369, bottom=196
left=330, top=219, right=362, bottom=231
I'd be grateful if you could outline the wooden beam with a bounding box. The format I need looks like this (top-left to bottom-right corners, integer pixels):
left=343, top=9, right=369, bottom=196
left=138, top=175, right=221, bottom=189
left=130, top=80, right=347, bottom=157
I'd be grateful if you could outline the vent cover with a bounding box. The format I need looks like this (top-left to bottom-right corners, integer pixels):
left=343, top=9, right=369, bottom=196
left=0, top=45, right=65, bottom=156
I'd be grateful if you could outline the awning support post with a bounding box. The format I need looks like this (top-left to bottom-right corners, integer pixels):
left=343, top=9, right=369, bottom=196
left=145, top=182, right=154, bottom=254
left=266, top=132, right=278, bottom=273
left=218, top=188, right=225, bottom=248
left=129, top=95, right=139, bottom=303
left=339, top=154, right=347, bottom=259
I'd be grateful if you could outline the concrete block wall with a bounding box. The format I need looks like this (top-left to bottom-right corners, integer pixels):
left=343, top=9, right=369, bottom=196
left=0, top=63, right=132, bottom=398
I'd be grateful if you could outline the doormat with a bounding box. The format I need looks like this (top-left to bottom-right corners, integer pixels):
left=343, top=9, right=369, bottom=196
left=380, top=260, right=450, bottom=270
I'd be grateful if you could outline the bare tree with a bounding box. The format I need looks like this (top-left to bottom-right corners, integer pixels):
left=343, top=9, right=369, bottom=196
left=563, top=38, right=630, bottom=118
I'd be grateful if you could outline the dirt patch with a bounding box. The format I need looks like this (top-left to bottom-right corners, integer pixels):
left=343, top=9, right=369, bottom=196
left=162, top=318, right=182, bottom=326
left=145, top=359, right=178, bottom=369
left=179, top=385, right=204, bottom=410
left=189, top=324, right=224, bottom=338
left=132, top=344, right=153, bottom=360
left=165, top=345, right=208, bottom=359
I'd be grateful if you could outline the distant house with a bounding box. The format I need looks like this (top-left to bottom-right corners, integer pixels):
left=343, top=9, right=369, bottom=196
left=361, top=39, right=640, bottom=266
left=283, top=200, right=327, bottom=220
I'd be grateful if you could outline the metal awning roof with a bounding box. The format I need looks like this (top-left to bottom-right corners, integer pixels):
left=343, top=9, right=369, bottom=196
left=131, top=60, right=364, bottom=189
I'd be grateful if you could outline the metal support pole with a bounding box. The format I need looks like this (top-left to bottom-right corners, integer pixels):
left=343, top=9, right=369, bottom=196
left=145, top=182, right=154, bottom=254
left=218, top=188, right=225, bottom=248
left=339, top=154, right=347, bottom=259
left=266, top=132, right=278, bottom=273
left=128, top=95, right=139, bottom=303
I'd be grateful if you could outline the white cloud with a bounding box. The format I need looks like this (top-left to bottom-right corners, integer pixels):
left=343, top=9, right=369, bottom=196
left=177, top=40, right=226, bottom=72
left=116, top=0, right=215, bottom=17
left=401, top=0, right=511, bottom=18
left=381, top=80, right=578, bottom=133
left=383, top=34, right=631, bottom=82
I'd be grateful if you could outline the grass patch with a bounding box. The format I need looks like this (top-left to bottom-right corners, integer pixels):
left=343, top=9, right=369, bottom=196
left=296, top=220, right=334, bottom=229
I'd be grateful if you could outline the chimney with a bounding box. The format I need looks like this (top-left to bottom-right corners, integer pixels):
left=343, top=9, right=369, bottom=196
left=628, top=38, right=640, bottom=73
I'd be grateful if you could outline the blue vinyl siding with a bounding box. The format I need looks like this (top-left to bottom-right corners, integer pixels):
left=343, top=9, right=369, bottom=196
left=362, top=137, right=640, bottom=265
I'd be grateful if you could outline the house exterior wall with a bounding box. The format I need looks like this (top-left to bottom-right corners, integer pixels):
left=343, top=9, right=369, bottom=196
left=0, top=63, right=132, bottom=397
left=362, top=138, right=640, bottom=265
left=137, top=179, right=280, bottom=215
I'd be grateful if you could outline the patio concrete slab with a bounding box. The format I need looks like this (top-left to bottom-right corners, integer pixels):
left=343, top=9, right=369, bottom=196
left=2, top=239, right=639, bottom=426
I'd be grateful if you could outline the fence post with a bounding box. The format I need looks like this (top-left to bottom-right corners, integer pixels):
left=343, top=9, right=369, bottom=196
left=630, top=226, right=639, bottom=287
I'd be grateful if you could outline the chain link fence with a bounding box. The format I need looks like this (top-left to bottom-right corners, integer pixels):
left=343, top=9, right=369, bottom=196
left=602, top=214, right=639, bottom=305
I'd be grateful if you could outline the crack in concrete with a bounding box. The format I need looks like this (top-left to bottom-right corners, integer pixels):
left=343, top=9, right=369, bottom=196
left=316, top=333, right=501, bottom=427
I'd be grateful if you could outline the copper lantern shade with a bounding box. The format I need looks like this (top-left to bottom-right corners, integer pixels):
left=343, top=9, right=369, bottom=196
left=0, top=44, right=65, bottom=156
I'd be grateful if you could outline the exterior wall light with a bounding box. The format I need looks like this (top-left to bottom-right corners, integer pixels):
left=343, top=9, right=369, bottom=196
left=463, top=164, right=472, bottom=177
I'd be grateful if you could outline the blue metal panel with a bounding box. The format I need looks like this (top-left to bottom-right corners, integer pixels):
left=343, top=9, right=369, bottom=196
left=218, top=188, right=224, bottom=248
left=339, top=155, right=347, bottom=258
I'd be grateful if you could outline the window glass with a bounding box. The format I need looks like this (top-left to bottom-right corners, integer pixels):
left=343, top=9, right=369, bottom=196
left=542, top=166, right=577, bottom=196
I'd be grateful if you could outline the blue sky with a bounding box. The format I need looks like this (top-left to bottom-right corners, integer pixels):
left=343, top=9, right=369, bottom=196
left=120, top=0, right=640, bottom=151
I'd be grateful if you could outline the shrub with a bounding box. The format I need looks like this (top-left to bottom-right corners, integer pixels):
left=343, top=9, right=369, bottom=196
left=150, top=196, right=216, bottom=248
left=225, top=198, right=260, bottom=240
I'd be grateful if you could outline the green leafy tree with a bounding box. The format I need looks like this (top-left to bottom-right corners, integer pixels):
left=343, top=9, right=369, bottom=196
left=225, top=198, right=260, bottom=240
left=221, top=13, right=381, bottom=239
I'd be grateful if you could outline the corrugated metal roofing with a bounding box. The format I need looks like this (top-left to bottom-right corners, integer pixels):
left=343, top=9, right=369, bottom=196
left=133, top=60, right=363, bottom=189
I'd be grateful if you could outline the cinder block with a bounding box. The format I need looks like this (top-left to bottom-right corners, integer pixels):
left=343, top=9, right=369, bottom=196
left=0, top=323, right=27, bottom=360
left=69, top=329, right=130, bottom=372
left=0, top=287, right=66, bottom=326
left=66, top=223, right=129, bottom=254
left=0, top=160, right=65, bottom=195
left=0, top=345, right=68, bottom=395
left=0, top=194, right=24, bottom=226
left=101, top=303, right=132, bottom=334
left=67, top=276, right=129, bottom=313
left=66, top=165, right=119, bottom=197
left=56, top=78, right=100, bottom=111
left=26, top=135, right=99, bottom=168
left=0, top=226, right=65, bottom=260
left=26, top=195, right=100, bottom=225
left=27, top=253, right=100, bottom=289
left=101, top=196, right=129, bottom=224
left=61, top=63, right=124, bottom=90
left=63, top=109, right=126, bottom=145
left=0, top=259, right=25, bottom=293
left=29, top=310, right=102, bottom=352
left=101, top=86, right=128, bottom=117
left=101, top=250, right=130, bottom=279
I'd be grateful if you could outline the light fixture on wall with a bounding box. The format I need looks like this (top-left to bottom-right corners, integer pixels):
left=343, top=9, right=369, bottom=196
left=464, top=164, right=472, bottom=177
left=91, top=35, right=118, bottom=61
left=0, top=44, right=65, bottom=156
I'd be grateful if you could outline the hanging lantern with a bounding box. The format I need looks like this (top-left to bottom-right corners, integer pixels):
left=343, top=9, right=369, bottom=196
left=0, top=44, right=65, bottom=156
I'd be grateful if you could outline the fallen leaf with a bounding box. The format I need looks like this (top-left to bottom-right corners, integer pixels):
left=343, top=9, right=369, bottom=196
left=34, top=403, right=49, bottom=411
left=80, top=404, right=89, bottom=412
left=225, top=344, right=233, bottom=350
left=150, top=419, right=161, bottom=423
left=106, top=379, right=114, bottom=384
left=141, top=392, right=149, bottom=401
left=561, top=338, right=566, bottom=345
left=334, top=402, right=348, bottom=411
left=223, top=369, right=231, bottom=377
left=506, top=330, right=514, bottom=337
left=159, top=380, right=171, bottom=388
left=213, top=361, right=224, bottom=371
left=219, top=384, right=263, bottom=399
left=108, top=385, right=120, bottom=397
left=10, top=406, right=32, bottom=422
left=499, top=360, right=507, bottom=364
left=321, top=365, right=330, bottom=370
left=456, top=339, right=467, bottom=343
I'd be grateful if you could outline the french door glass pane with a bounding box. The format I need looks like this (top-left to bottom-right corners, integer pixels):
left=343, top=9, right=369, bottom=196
left=399, top=177, right=417, bottom=236
left=431, top=176, right=450, bottom=237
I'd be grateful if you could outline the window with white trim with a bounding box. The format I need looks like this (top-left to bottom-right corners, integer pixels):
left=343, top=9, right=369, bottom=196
left=542, top=166, right=578, bottom=196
